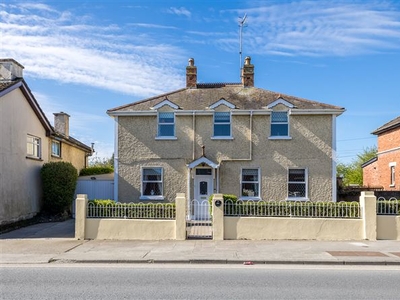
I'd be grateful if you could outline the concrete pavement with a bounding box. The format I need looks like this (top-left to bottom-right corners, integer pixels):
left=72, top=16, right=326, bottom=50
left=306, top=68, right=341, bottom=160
left=1, top=219, right=399, bottom=265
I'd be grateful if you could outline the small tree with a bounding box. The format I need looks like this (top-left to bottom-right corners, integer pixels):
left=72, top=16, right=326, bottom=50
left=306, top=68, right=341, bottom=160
left=41, top=162, right=78, bottom=214
left=337, top=146, right=377, bottom=186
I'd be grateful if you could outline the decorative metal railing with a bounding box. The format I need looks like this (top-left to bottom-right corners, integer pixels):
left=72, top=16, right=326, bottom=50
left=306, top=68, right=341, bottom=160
left=224, top=200, right=360, bottom=219
left=87, top=201, right=176, bottom=219
left=376, top=197, right=400, bottom=215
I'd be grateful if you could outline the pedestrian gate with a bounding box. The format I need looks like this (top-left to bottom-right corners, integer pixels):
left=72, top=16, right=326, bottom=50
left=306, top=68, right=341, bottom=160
left=186, top=199, right=212, bottom=239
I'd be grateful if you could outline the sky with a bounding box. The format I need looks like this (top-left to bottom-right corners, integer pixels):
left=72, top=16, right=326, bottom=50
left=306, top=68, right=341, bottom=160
left=1, top=0, right=400, bottom=164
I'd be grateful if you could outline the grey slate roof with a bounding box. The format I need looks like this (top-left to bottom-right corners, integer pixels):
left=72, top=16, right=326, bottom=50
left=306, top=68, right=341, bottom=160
left=371, top=116, right=400, bottom=135
left=107, top=84, right=344, bottom=113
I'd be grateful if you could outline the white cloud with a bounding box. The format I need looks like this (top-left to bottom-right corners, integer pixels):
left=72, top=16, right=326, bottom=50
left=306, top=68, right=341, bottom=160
left=1, top=4, right=186, bottom=98
left=167, top=7, right=191, bottom=18
left=224, top=1, right=400, bottom=56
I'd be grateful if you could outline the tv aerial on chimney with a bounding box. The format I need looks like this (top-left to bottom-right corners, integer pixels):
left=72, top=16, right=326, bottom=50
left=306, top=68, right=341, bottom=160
left=239, top=13, right=247, bottom=80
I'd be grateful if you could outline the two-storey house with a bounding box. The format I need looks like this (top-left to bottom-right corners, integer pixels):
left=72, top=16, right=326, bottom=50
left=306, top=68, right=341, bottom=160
left=362, top=116, right=400, bottom=190
left=0, top=58, right=93, bottom=225
left=107, top=57, right=345, bottom=219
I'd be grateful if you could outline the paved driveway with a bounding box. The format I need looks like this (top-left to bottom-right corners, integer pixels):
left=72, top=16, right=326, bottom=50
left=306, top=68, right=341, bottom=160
left=0, top=219, right=75, bottom=239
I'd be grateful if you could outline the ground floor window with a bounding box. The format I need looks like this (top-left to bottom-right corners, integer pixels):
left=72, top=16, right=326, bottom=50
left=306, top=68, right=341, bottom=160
left=241, top=168, right=260, bottom=198
left=288, top=168, right=308, bottom=199
left=27, top=135, right=41, bottom=159
left=141, top=167, right=163, bottom=199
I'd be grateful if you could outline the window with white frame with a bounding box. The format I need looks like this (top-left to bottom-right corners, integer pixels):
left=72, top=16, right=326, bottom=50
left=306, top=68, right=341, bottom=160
left=158, top=112, right=175, bottom=137
left=390, top=165, right=396, bottom=186
left=241, top=168, right=260, bottom=198
left=141, top=167, right=163, bottom=199
left=27, top=135, right=41, bottom=159
left=288, top=168, right=307, bottom=199
left=271, top=111, right=289, bottom=137
left=51, top=140, right=61, bottom=157
left=213, top=111, right=231, bottom=137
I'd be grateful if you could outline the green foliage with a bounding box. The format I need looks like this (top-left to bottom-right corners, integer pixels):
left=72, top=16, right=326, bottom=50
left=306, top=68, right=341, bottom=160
left=337, top=146, right=377, bottom=186
left=41, top=162, right=78, bottom=214
left=87, top=201, right=176, bottom=219
left=79, top=166, right=113, bottom=176
left=208, top=194, right=238, bottom=204
left=88, top=155, right=114, bottom=168
left=224, top=201, right=360, bottom=218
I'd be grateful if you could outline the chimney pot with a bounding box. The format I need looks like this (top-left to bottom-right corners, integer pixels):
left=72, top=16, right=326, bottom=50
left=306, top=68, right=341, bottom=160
left=186, top=58, right=197, bottom=88
left=241, top=56, right=254, bottom=87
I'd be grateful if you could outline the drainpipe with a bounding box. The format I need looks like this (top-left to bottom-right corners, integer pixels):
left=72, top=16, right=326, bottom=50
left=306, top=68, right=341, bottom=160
left=114, top=116, right=119, bottom=202
left=192, top=111, right=196, bottom=160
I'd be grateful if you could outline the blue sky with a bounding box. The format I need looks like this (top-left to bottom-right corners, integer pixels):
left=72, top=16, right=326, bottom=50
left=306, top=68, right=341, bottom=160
left=1, top=0, right=400, bottom=164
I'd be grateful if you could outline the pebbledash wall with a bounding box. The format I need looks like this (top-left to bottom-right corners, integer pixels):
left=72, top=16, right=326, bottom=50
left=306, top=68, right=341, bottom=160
left=75, top=192, right=400, bottom=241
left=117, top=112, right=335, bottom=203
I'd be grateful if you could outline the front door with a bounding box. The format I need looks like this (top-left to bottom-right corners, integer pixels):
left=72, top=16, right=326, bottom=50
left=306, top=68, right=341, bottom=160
left=193, top=168, right=213, bottom=220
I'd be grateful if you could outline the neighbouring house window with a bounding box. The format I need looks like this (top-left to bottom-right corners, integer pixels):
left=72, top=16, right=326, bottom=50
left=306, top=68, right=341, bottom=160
left=141, top=167, right=163, bottom=199
left=158, top=112, right=175, bottom=137
left=51, top=140, right=61, bottom=157
left=288, top=168, right=308, bottom=199
left=241, top=168, right=260, bottom=198
left=390, top=165, right=396, bottom=186
left=213, top=112, right=231, bottom=137
left=271, top=111, right=289, bottom=137
left=27, top=135, right=41, bottom=159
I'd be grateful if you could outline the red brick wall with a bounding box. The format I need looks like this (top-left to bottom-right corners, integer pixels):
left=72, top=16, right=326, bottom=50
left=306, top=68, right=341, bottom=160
left=376, top=127, right=400, bottom=190
left=377, top=128, right=400, bottom=152
left=363, top=160, right=380, bottom=187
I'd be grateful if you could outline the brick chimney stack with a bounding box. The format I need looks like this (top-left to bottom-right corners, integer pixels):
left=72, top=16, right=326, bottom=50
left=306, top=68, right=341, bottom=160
left=0, top=59, right=24, bottom=81
left=186, top=58, right=197, bottom=88
left=54, top=112, right=70, bottom=138
left=241, top=56, right=254, bottom=87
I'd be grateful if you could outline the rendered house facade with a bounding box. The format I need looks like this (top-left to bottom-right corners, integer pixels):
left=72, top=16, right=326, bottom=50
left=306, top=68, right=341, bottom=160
left=0, top=59, right=93, bottom=225
left=362, top=116, right=400, bottom=190
left=107, top=57, right=345, bottom=215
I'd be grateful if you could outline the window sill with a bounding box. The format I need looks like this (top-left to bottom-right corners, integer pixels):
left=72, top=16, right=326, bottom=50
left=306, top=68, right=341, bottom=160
left=269, top=136, right=292, bottom=140
left=239, top=197, right=261, bottom=201
left=155, top=136, right=177, bottom=140
left=211, top=136, right=234, bottom=140
left=140, top=196, right=165, bottom=201
left=51, top=155, right=62, bottom=159
left=286, top=197, right=309, bottom=201
left=26, top=156, right=43, bottom=161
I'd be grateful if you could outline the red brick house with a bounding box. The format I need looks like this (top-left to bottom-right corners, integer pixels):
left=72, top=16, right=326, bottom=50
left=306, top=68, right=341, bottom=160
left=362, top=116, right=400, bottom=190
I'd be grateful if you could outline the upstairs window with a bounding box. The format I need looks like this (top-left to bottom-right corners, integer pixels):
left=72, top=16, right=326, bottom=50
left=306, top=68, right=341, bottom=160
left=27, top=135, right=41, bottom=159
left=141, top=167, right=163, bottom=199
left=213, top=112, right=231, bottom=137
left=158, top=112, right=175, bottom=137
left=271, top=111, right=289, bottom=137
left=288, top=168, right=308, bottom=199
left=51, top=140, right=61, bottom=157
left=241, top=168, right=260, bottom=198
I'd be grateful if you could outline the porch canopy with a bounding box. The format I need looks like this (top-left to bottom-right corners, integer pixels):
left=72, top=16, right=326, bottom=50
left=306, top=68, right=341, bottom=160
left=186, top=156, right=220, bottom=198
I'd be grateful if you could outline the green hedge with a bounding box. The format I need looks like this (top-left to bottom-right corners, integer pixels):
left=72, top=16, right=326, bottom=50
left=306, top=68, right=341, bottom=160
left=87, top=200, right=175, bottom=219
left=224, top=201, right=360, bottom=218
left=41, top=162, right=78, bottom=214
left=79, top=166, right=113, bottom=176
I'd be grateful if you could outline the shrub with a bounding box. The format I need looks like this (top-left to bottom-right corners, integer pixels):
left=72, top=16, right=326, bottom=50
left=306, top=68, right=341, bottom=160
left=79, top=166, right=113, bottom=176
left=87, top=201, right=176, bottom=219
left=41, top=162, right=78, bottom=214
